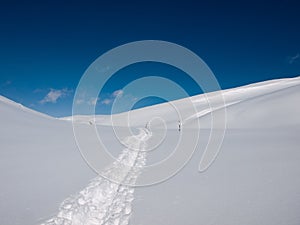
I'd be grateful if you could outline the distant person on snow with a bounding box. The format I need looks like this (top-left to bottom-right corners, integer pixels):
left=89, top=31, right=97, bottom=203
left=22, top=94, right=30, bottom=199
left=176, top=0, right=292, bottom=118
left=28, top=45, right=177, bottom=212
left=145, top=121, right=150, bottom=130
left=178, top=120, right=181, bottom=132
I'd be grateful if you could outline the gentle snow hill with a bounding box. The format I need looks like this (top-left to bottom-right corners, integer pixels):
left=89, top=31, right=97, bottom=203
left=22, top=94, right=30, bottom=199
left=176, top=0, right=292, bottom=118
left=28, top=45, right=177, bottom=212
left=0, top=76, right=300, bottom=225
left=64, top=76, right=300, bottom=129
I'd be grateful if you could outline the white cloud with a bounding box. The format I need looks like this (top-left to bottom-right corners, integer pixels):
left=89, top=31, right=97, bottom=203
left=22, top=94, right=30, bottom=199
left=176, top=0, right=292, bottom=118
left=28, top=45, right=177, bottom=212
left=74, top=97, right=99, bottom=106
left=101, top=99, right=112, bottom=105
left=40, top=88, right=71, bottom=104
left=288, top=53, right=300, bottom=64
left=75, top=99, right=84, bottom=105
left=88, top=97, right=99, bottom=106
left=97, top=89, right=124, bottom=106
left=112, top=89, right=124, bottom=97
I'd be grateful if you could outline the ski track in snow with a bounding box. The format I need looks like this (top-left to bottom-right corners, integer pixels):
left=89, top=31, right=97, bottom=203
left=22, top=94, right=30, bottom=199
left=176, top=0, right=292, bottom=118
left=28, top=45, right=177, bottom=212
left=41, top=128, right=151, bottom=225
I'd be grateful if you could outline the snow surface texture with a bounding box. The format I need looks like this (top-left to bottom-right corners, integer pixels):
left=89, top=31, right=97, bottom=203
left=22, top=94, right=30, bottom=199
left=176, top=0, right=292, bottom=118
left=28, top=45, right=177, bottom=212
left=41, top=129, right=150, bottom=225
left=0, top=77, right=300, bottom=225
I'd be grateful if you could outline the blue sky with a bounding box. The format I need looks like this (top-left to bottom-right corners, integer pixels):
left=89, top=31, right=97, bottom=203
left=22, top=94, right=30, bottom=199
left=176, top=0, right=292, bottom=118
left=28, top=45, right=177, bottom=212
left=0, top=0, right=300, bottom=117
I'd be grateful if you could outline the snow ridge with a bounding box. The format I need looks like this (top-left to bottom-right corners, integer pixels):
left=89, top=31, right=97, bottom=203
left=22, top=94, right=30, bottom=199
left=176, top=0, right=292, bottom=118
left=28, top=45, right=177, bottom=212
left=41, top=128, right=151, bottom=225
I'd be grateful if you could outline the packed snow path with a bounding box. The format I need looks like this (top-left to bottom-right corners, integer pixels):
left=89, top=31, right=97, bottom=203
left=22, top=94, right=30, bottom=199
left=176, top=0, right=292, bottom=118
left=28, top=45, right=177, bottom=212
left=41, top=128, right=152, bottom=225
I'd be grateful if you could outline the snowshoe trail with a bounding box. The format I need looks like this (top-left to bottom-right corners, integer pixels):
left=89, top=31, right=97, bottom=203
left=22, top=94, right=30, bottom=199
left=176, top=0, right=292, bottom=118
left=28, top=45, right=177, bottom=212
left=41, top=128, right=151, bottom=225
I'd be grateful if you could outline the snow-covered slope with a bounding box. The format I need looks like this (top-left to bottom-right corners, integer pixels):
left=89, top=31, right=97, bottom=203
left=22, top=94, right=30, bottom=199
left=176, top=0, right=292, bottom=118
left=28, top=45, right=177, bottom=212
left=0, top=96, right=96, bottom=225
left=1, top=77, right=300, bottom=225
left=65, top=76, right=300, bottom=129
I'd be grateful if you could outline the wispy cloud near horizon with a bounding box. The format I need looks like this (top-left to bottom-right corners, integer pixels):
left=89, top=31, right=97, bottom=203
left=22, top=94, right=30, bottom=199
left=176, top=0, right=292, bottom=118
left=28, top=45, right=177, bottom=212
left=40, top=88, right=72, bottom=104
left=101, top=98, right=112, bottom=105
left=99, top=89, right=124, bottom=106
left=288, top=53, right=300, bottom=64
left=112, top=89, right=124, bottom=98
left=88, top=97, right=100, bottom=106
